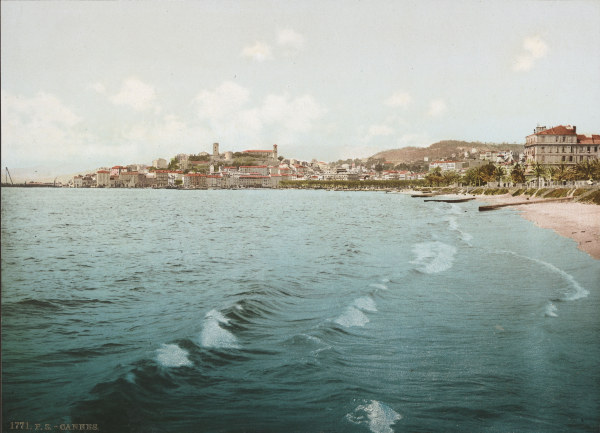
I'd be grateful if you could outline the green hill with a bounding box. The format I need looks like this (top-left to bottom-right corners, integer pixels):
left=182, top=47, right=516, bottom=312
left=370, top=140, right=524, bottom=164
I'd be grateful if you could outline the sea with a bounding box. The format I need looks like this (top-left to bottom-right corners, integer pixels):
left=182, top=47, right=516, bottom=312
left=2, top=188, right=599, bottom=433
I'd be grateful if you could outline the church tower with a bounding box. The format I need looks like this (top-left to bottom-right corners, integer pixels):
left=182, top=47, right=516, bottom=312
left=213, top=142, right=220, bottom=157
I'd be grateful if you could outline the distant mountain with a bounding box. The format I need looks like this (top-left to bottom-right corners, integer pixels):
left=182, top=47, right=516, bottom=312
left=369, top=140, right=524, bottom=164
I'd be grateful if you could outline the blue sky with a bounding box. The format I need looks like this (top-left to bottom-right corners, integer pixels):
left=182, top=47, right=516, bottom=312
left=2, top=0, right=599, bottom=171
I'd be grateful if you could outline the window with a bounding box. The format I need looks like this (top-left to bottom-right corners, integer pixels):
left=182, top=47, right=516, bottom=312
left=569, top=156, right=573, bottom=162
left=562, top=156, right=565, bottom=162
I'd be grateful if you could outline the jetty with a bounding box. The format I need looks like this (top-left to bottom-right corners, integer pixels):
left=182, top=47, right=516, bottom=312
left=424, top=197, right=476, bottom=203
left=479, top=196, right=574, bottom=211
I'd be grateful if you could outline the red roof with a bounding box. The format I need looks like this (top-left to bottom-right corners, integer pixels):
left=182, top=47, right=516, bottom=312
left=578, top=134, right=600, bottom=144
left=240, top=165, right=267, bottom=168
left=534, top=125, right=577, bottom=136
left=97, top=170, right=110, bottom=174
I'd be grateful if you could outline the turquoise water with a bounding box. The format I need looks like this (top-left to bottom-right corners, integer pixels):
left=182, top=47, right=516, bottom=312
left=2, top=188, right=599, bottom=432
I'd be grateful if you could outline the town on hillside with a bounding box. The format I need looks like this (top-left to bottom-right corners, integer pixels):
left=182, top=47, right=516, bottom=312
left=34, top=125, right=600, bottom=189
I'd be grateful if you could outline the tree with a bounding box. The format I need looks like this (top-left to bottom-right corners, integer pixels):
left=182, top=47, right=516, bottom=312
left=510, top=164, right=526, bottom=184
left=531, top=162, right=546, bottom=186
left=494, top=166, right=506, bottom=183
left=572, top=160, right=598, bottom=181
left=168, top=158, right=179, bottom=170
left=462, top=167, right=480, bottom=186
left=478, top=163, right=496, bottom=184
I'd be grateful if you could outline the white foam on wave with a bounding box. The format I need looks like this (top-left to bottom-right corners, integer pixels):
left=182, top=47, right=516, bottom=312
left=353, top=296, right=377, bottom=312
left=346, top=400, right=402, bottom=433
left=156, top=344, right=193, bottom=367
left=335, top=306, right=369, bottom=328
left=545, top=302, right=558, bottom=317
left=200, top=309, right=240, bottom=349
left=503, top=251, right=589, bottom=301
left=411, top=241, right=457, bottom=273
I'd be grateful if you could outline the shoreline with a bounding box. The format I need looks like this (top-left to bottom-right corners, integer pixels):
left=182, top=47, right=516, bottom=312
left=474, top=193, right=600, bottom=260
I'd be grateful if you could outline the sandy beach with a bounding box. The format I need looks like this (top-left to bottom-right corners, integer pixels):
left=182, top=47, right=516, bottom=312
left=475, top=194, right=600, bottom=260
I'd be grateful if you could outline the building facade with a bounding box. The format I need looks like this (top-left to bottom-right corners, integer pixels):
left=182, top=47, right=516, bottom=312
left=525, top=125, right=600, bottom=166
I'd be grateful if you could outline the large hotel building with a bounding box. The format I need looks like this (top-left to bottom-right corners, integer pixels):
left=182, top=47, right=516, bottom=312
left=525, top=125, right=599, bottom=166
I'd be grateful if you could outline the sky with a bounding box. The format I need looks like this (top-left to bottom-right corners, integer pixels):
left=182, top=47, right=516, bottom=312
left=2, top=0, right=600, bottom=173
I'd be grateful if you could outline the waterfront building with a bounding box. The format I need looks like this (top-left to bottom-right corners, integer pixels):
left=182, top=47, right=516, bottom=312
left=525, top=125, right=600, bottom=166
left=111, top=166, right=125, bottom=176
left=183, top=173, right=207, bottom=189
left=155, top=170, right=169, bottom=188
left=119, top=172, right=145, bottom=188
left=239, top=165, right=269, bottom=176
left=96, top=170, right=111, bottom=187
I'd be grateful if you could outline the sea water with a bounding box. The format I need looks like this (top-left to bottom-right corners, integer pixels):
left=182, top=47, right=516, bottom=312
left=2, top=188, right=599, bottom=433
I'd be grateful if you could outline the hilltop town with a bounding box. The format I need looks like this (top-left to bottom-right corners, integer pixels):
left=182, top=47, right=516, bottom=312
left=7, top=124, right=596, bottom=190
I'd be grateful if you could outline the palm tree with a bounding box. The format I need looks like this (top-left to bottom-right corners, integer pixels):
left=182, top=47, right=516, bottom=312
left=494, top=166, right=506, bottom=184
left=573, top=160, right=596, bottom=181
left=510, top=164, right=526, bottom=184
left=531, top=162, right=546, bottom=187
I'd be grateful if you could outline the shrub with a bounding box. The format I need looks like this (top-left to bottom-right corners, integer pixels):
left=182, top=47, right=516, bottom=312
left=544, top=189, right=569, bottom=198
left=578, top=189, right=600, bottom=205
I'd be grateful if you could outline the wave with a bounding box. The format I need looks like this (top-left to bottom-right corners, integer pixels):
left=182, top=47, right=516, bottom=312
left=353, top=296, right=377, bottom=312
left=346, top=400, right=402, bottom=433
left=502, top=251, right=589, bottom=301
left=200, top=309, right=240, bottom=349
left=156, top=344, right=193, bottom=368
left=411, top=241, right=457, bottom=274
left=545, top=303, right=558, bottom=318
left=334, top=306, right=369, bottom=328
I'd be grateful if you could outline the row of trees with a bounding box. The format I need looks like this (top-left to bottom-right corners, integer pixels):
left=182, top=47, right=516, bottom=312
left=425, top=160, right=600, bottom=187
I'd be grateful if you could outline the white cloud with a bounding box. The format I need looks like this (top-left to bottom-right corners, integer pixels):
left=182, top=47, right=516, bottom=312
left=368, top=124, right=395, bottom=136
left=110, top=77, right=158, bottom=111
left=241, top=42, right=273, bottom=62
left=385, top=91, right=411, bottom=108
left=195, top=81, right=250, bottom=120
left=513, top=35, right=548, bottom=71
left=427, top=99, right=447, bottom=117
left=278, top=28, right=305, bottom=51
left=1, top=90, right=95, bottom=166
left=193, top=82, right=326, bottom=147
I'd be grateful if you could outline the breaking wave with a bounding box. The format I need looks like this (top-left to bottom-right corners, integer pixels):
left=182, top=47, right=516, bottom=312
left=156, top=344, right=193, bottom=367
left=200, top=309, right=240, bottom=349
left=545, top=303, right=558, bottom=318
left=346, top=400, right=402, bottom=433
left=335, top=306, right=370, bottom=328
left=411, top=241, right=457, bottom=273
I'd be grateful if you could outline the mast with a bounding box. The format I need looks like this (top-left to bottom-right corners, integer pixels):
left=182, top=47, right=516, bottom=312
left=5, top=167, right=14, bottom=184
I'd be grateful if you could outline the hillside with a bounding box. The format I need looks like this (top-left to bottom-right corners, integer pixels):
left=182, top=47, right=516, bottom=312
left=370, top=140, right=524, bottom=164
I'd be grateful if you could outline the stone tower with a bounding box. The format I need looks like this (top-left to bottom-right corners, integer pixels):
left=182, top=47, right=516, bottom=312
left=272, top=144, right=278, bottom=160
left=213, top=142, right=219, bottom=157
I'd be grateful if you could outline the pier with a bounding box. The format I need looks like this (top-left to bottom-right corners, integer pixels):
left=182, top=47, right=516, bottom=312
left=479, top=196, right=574, bottom=211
